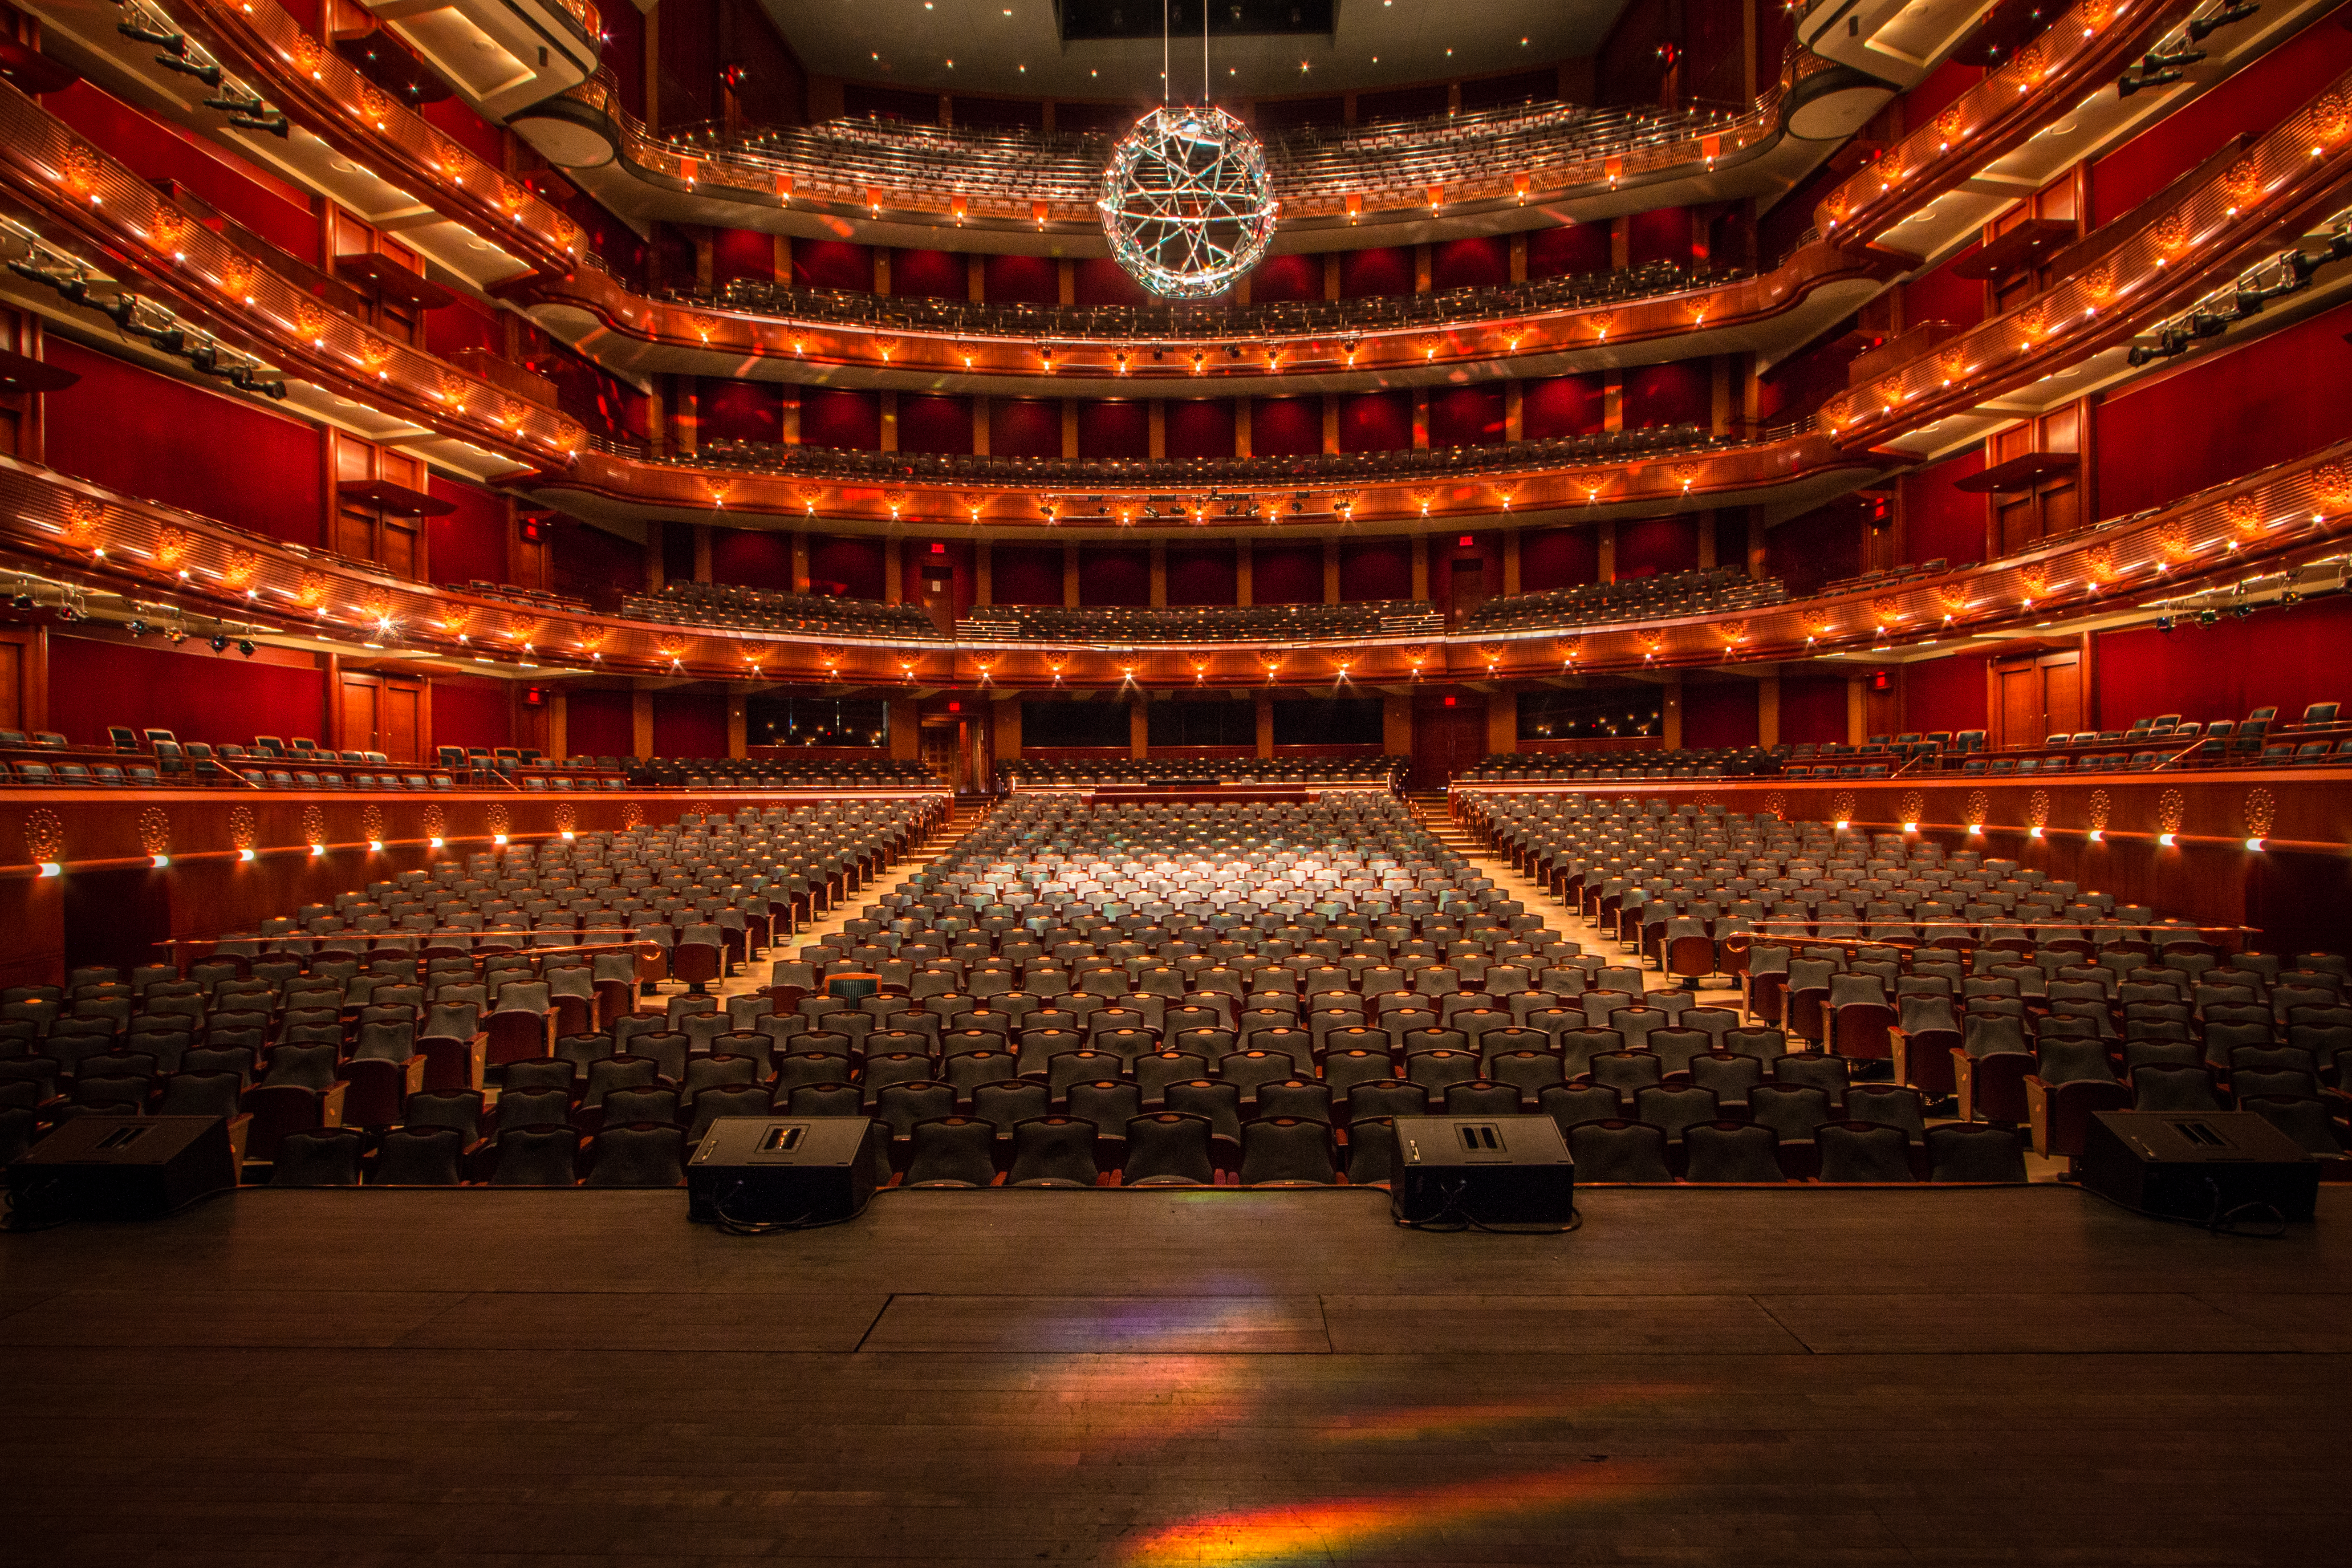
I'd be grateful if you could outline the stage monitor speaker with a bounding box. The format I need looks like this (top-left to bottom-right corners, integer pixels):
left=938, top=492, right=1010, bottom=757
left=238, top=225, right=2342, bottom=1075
left=688, top=1118, right=877, bottom=1228
left=2079, top=1111, right=2318, bottom=1223
left=1391, top=1115, right=1575, bottom=1227
left=6, top=1116, right=236, bottom=1223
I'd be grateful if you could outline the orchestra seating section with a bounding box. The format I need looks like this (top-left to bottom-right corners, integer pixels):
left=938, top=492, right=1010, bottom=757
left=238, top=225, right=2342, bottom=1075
left=710, top=258, right=1733, bottom=341
left=1460, top=569, right=1789, bottom=634
left=960, top=601, right=1443, bottom=643
left=998, top=757, right=1405, bottom=790
left=622, top=581, right=946, bottom=641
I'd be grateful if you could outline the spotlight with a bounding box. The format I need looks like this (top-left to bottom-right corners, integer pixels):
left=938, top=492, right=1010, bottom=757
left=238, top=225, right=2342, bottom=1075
left=2187, top=5, right=2256, bottom=42
left=2231, top=601, right=2253, bottom=620
left=2155, top=614, right=2173, bottom=634
left=2118, top=68, right=2184, bottom=97
left=127, top=619, right=149, bottom=638
left=10, top=590, right=32, bottom=610
left=236, top=638, right=256, bottom=656
left=210, top=634, right=228, bottom=651
left=2197, top=608, right=2219, bottom=627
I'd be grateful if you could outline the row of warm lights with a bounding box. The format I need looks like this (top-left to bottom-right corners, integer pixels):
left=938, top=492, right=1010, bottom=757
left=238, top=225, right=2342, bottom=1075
left=32, top=829, right=584, bottom=877
left=1836, top=820, right=2268, bottom=852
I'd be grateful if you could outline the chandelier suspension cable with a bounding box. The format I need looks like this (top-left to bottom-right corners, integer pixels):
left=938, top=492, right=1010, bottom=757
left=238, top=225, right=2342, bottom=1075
left=1202, top=0, right=1211, bottom=104
left=1162, top=0, right=1170, bottom=104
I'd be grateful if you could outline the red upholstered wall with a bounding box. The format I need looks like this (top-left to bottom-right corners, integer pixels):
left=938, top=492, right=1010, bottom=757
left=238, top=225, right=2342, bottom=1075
left=43, top=342, right=324, bottom=547
left=1683, top=682, right=1759, bottom=749
left=1339, top=248, right=1414, bottom=299
left=49, top=83, right=318, bottom=263
left=992, top=544, right=1064, bottom=605
left=1765, top=502, right=1862, bottom=595
left=2091, top=20, right=2352, bottom=227
left=1779, top=674, right=1851, bottom=744
left=898, top=394, right=973, bottom=455
left=548, top=520, right=646, bottom=611
left=430, top=675, right=512, bottom=753
left=1253, top=544, right=1324, bottom=605
left=1614, top=516, right=1700, bottom=577
left=1080, top=547, right=1151, bottom=606
left=711, top=226, right=774, bottom=287
left=1903, top=652, right=1990, bottom=736
left=1430, top=236, right=1508, bottom=291
left=1523, top=526, right=1600, bottom=590
left=1339, top=540, right=1413, bottom=601
left=1167, top=399, right=1236, bottom=459
left=699, top=379, right=781, bottom=443
left=801, top=387, right=881, bottom=449
left=1625, top=207, right=1692, bottom=267
left=424, top=475, right=508, bottom=588
left=1167, top=544, right=1238, bottom=605
left=652, top=693, right=727, bottom=758
left=1903, top=244, right=1986, bottom=332
left=565, top=688, right=635, bottom=758
left=1523, top=374, right=1605, bottom=439
left=1251, top=398, right=1322, bottom=458
left=1076, top=400, right=1150, bottom=459
left=49, top=633, right=324, bottom=749
left=2096, top=300, right=2352, bottom=520
left=1901, top=55, right=1984, bottom=127
left=984, top=254, right=1059, bottom=304
left=1250, top=253, right=1322, bottom=302
left=1429, top=385, right=1505, bottom=447
left=424, top=296, right=501, bottom=362
left=2095, top=596, right=2352, bottom=729
left=1903, top=449, right=1986, bottom=566
left=1339, top=391, right=1412, bottom=452
left=808, top=536, right=886, bottom=599
left=893, top=248, right=967, bottom=300
left=792, top=240, right=871, bottom=291
left=991, top=399, right=1061, bottom=459
left=709, top=528, right=795, bottom=592
left=1623, top=362, right=1710, bottom=428
left=1527, top=222, right=1612, bottom=280
left=1073, top=258, right=1149, bottom=305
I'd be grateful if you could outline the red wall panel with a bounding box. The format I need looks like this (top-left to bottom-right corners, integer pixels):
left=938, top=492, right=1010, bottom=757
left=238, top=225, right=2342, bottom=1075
left=1614, top=516, right=1700, bottom=578
left=49, top=634, right=323, bottom=750
left=792, top=240, right=872, bottom=292
left=990, top=399, right=1061, bottom=459
left=1779, top=674, right=1851, bottom=745
left=1428, top=384, right=1505, bottom=448
left=1683, top=682, right=1759, bottom=749
left=984, top=254, right=1059, bottom=304
left=1079, top=547, right=1151, bottom=606
left=699, top=378, right=781, bottom=443
left=1167, top=545, right=1237, bottom=605
left=992, top=544, right=1064, bottom=605
left=1902, top=449, right=1986, bottom=567
left=424, top=475, right=508, bottom=588
left=801, top=387, right=881, bottom=450
left=711, top=226, right=775, bottom=287
left=1166, top=399, right=1236, bottom=459
left=1623, top=361, right=1710, bottom=429
left=1430, top=236, right=1508, bottom=291
left=43, top=343, right=324, bottom=548
left=1903, top=244, right=1986, bottom=332
left=565, top=687, right=635, bottom=758
left=1076, top=400, right=1150, bottom=459
left=893, top=248, right=968, bottom=300
left=1765, top=501, right=1862, bottom=595
left=1250, top=253, right=1322, bottom=302
left=1339, top=248, right=1414, bottom=299
left=709, top=528, right=796, bottom=592
left=1338, top=540, right=1413, bottom=601
left=430, top=675, right=512, bottom=753
left=548, top=520, right=646, bottom=611
left=1251, top=397, right=1322, bottom=458
left=2096, top=300, right=2352, bottom=520
left=898, top=394, right=973, bottom=455
left=1523, top=526, right=1600, bottom=590
left=423, top=297, right=501, bottom=362
left=1073, top=257, right=1149, bottom=305
left=1625, top=206, right=1692, bottom=267
left=2094, top=596, right=2352, bottom=730
left=1338, top=391, right=1412, bottom=453
left=1522, top=374, right=1605, bottom=439
left=651, top=692, right=727, bottom=758
left=49, top=83, right=318, bottom=264
left=804, top=536, right=883, bottom=601
left=1904, top=652, right=1989, bottom=736
left=1527, top=222, right=1612, bottom=280
left=1253, top=544, right=1324, bottom=605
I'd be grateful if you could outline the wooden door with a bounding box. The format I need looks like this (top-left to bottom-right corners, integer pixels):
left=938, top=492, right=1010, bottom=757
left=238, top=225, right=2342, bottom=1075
left=1993, top=652, right=2080, bottom=747
left=2042, top=658, right=2082, bottom=739
left=339, top=677, right=378, bottom=755
left=1996, top=664, right=2041, bottom=750
left=1410, top=697, right=1485, bottom=789
left=380, top=681, right=422, bottom=762
left=0, top=641, right=20, bottom=734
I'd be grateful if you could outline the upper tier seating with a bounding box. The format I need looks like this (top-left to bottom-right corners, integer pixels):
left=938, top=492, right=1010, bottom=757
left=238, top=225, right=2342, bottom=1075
left=1461, top=569, right=1790, bottom=634
left=624, top=581, right=946, bottom=640
left=999, top=757, right=1404, bottom=790
left=707, top=259, right=1733, bottom=341
left=1462, top=748, right=1784, bottom=781
left=626, top=757, right=940, bottom=789
left=960, top=601, right=1442, bottom=644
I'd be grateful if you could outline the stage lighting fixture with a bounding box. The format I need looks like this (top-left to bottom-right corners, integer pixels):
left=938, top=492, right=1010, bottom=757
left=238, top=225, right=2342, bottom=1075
left=2197, top=608, right=2219, bottom=627
left=127, top=619, right=148, bottom=638
left=237, top=638, right=256, bottom=656
left=2155, top=615, right=2173, bottom=634
left=210, top=634, right=228, bottom=651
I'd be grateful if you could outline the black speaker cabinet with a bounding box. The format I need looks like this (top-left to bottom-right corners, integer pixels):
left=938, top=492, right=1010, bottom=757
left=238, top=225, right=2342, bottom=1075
left=2079, top=1111, right=2319, bottom=1223
left=7, top=1116, right=236, bottom=1222
left=687, top=1118, right=877, bottom=1227
left=1391, top=1115, right=1576, bottom=1226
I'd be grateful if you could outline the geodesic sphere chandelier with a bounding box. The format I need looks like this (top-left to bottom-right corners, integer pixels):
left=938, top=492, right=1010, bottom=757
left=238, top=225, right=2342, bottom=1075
left=1098, top=105, right=1280, bottom=300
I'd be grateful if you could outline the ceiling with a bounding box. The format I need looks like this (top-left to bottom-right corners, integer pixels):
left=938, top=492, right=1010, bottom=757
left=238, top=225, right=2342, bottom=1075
left=763, top=0, right=1630, bottom=105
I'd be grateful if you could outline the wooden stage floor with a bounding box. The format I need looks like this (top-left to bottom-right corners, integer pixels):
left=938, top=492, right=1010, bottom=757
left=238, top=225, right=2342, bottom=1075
left=3, top=1185, right=2349, bottom=1566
